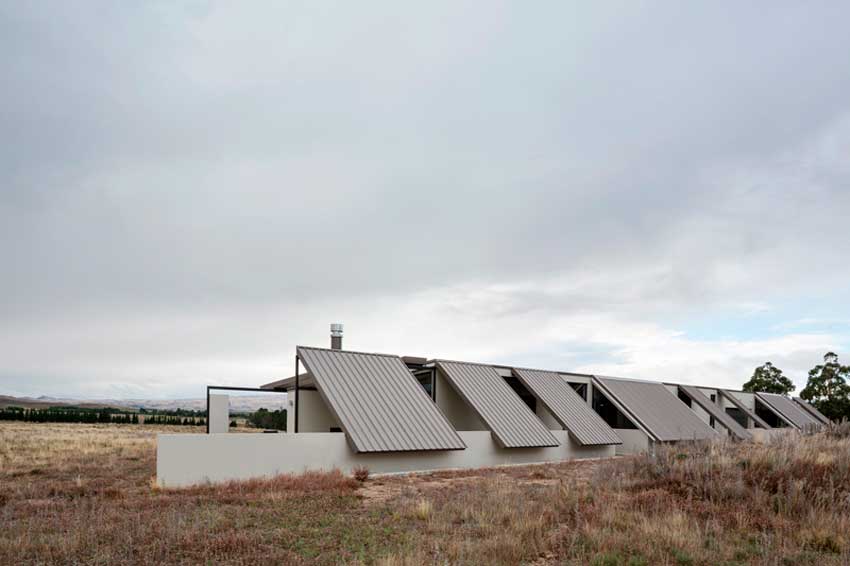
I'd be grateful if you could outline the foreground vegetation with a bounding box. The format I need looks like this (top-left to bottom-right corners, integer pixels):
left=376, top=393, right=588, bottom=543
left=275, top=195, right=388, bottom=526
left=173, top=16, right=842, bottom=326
left=2, top=422, right=849, bottom=565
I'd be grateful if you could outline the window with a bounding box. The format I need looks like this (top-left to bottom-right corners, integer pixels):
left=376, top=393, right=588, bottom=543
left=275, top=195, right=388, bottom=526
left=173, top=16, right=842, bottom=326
left=725, top=407, right=747, bottom=428
left=755, top=399, right=788, bottom=428
left=592, top=387, right=637, bottom=429
left=504, top=376, right=536, bottom=412
left=568, top=382, right=587, bottom=402
left=678, top=390, right=693, bottom=408
left=414, top=370, right=435, bottom=400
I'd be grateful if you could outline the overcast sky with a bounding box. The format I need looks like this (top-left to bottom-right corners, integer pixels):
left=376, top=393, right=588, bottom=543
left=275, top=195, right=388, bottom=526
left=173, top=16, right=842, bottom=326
left=2, top=2, right=849, bottom=399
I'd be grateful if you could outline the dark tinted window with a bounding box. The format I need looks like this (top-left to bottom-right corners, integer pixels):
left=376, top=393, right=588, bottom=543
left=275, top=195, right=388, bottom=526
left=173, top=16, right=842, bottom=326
left=592, top=387, right=637, bottom=429
left=755, top=399, right=788, bottom=428
left=414, top=371, right=434, bottom=400
left=504, top=376, right=536, bottom=412
left=568, top=382, right=587, bottom=402
left=725, top=407, right=748, bottom=428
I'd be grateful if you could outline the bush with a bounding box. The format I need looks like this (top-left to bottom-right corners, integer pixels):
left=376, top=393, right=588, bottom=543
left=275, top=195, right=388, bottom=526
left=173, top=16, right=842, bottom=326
left=352, top=466, right=369, bottom=483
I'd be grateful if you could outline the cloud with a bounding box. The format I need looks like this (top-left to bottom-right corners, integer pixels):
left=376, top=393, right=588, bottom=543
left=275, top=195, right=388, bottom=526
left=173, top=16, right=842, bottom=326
left=1, top=2, right=849, bottom=397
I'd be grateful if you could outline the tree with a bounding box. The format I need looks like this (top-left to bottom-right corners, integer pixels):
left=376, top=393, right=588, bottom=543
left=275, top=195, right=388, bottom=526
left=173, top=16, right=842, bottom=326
left=247, top=408, right=287, bottom=431
left=801, top=352, right=850, bottom=422
left=742, top=362, right=795, bottom=395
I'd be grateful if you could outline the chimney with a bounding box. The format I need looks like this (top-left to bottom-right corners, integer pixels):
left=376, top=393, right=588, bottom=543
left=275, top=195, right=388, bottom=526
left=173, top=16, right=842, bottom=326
left=330, top=323, right=343, bottom=350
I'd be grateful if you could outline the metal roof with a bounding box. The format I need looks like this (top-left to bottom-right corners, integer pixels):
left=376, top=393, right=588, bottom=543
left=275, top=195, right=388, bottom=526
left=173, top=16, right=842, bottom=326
left=261, top=355, right=427, bottom=391
left=297, top=347, right=465, bottom=453
left=756, top=392, right=822, bottom=430
left=718, top=390, right=771, bottom=429
left=677, top=385, right=752, bottom=441
left=512, top=368, right=621, bottom=446
left=436, top=361, right=559, bottom=448
left=593, top=377, right=719, bottom=442
left=793, top=397, right=832, bottom=425
left=260, top=373, right=314, bottom=390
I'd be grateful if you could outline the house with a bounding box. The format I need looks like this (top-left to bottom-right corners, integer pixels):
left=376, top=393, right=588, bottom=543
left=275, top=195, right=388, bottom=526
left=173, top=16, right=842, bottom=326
left=156, top=325, right=828, bottom=487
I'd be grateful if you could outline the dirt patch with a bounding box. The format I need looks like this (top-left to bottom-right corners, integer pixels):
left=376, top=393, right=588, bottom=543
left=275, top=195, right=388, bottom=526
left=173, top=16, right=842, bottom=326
left=357, top=458, right=612, bottom=505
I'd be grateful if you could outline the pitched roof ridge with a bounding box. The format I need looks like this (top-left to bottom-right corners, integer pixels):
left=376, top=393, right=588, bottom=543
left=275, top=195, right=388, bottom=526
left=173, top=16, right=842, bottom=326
left=296, top=345, right=400, bottom=359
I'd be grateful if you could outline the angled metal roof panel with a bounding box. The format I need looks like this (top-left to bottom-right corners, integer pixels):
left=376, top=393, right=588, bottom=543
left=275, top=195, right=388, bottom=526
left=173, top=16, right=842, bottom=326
left=436, top=361, right=559, bottom=448
left=297, top=347, right=465, bottom=453
left=756, top=392, right=822, bottom=430
left=260, top=373, right=313, bottom=390
left=793, top=397, right=832, bottom=425
left=678, top=385, right=752, bottom=441
left=718, top=390, right=771, bottom=429
left=512, top=368, right=621, bottom=446
left=593, top=376, right=719, bottom=442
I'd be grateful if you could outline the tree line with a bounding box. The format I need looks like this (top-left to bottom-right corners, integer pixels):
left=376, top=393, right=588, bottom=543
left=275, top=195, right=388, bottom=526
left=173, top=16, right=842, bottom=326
left=0, top=406, right=206, bottom=426
left=0, top=405, right=289, bottom=429
left=742, top=352, right=850, bottom=421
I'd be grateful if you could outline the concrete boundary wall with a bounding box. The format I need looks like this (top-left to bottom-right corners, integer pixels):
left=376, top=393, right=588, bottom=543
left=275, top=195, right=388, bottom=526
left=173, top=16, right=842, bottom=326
left=156, top=430, right=616, bottom=487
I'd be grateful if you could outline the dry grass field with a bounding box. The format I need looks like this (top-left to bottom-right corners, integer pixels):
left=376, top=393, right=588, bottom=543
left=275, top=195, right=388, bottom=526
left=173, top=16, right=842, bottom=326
left=2, top=422, right=850, bottom=565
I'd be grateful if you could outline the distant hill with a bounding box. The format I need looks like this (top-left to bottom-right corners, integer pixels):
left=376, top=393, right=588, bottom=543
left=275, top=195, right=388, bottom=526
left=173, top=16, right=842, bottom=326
left=0, top=395, right=127, bottom=410
left=0, top=394, right=287, bottom=413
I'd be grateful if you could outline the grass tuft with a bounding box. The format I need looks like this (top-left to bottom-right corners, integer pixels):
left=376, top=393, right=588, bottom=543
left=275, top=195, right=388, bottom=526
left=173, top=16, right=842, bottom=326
left=412, top=499, right=432, bottom=521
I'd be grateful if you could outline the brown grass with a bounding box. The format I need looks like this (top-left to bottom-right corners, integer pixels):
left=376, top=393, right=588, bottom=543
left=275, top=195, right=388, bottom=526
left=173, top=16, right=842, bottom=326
left=2, top=422, right=850, bottom=565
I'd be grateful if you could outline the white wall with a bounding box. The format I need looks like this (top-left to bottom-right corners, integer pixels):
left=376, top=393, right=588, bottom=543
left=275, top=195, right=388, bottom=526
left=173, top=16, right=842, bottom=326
left=157, top=430, right=616, bottom=487
left=613, top=429, right=649, bottom=455
left=286, top=390, right=341, bottom=432
left=435, top=372, right=487, bottom=431
left=536, top=403, right=561, bottom=430
left=208, top=394, right=230, bottom=434
left=562, top=374, right=591, bottom=386
left=726, top=391, right=756, bottom=410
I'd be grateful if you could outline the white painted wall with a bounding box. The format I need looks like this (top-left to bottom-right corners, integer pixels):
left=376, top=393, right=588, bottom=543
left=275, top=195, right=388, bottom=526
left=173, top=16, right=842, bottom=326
left=726, top=391, right=756, bottom=410
left=208, top=394, right=230, bottom=434
left=435, top=372, right=487, bottom=431
left=157, top=430, right=616, bottom=487
left=613, top=429, right=649, bottom=455
left=286, top=397, right=294, bottom=431
left=536, top=403, right=561, bottom=430
left=562, top=374, right=591, bottom=386
left=286, top=390, right=341, bottom=432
